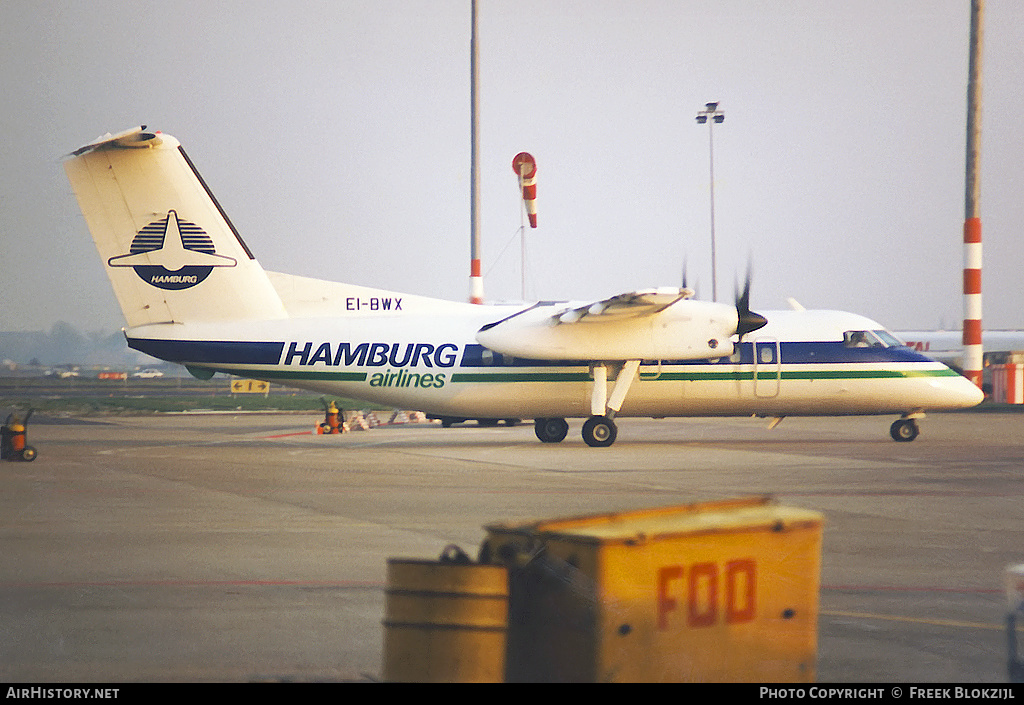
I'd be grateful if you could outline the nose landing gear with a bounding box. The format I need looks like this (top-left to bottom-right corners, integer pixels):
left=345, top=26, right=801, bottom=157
left=890, top=417, right=920, bottom=442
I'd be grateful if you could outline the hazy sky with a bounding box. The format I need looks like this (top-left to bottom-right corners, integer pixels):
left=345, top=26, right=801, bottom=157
left=3, top=0, right=1023, bottom=334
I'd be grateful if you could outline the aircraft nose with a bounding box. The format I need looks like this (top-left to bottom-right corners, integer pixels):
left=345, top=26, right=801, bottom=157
left=934, top=374, right=985, bottom=409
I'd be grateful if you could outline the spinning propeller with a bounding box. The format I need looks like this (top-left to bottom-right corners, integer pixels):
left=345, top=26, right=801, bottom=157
left=735, top=270, right=768, bottom=340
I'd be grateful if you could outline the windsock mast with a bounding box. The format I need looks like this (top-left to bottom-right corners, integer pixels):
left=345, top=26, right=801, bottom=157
left=962, top=0, right=984, bottom=389
left=469, top=0, right=483, bottom=304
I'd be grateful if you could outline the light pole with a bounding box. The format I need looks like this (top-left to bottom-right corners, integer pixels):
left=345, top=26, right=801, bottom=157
left=696, top=101, right=724, bottom=302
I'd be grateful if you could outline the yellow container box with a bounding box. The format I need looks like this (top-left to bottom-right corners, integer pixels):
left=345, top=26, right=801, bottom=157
left=482, top=496, right=823, bottom=682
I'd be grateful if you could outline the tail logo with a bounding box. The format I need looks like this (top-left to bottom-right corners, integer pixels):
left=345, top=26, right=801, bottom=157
left=108, top=211, right=237, bottom=290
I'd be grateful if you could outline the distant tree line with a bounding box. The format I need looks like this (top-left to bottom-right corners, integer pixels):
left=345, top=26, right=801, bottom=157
left=0, top=322, right=148, bottom=367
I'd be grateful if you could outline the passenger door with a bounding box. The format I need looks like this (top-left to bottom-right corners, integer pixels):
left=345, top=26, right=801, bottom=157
left=754, top=339, right=781, bottom=398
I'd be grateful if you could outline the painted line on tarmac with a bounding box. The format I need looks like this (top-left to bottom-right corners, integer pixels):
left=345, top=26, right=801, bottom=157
left=822, top=609, right=1020, bottom=632
left=0, top=579, right=385, bottom=589
left=258, top=430, right=316, bottom=439
left=824, top=584, right=1001, bottom=594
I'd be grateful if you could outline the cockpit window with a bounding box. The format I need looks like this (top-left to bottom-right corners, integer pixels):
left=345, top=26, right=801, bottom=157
left=844, top=331, right=870, bottom=347
left=843, top=330, right=905, bottom=348
left=871, top=330, right=905, bottom=347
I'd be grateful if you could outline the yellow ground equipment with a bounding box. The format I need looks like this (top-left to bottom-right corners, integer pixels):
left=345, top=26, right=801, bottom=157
left=317, top=398, right=342, bottom=434
left=1, top=410, right=37, bottom=462
left=382, top=545, right=508, bottom=682
left=482, top=496, right=823, bottom=682
left=382, top=497, right=824, bottom=682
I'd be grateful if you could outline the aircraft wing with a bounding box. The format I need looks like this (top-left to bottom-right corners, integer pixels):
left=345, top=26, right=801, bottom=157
left=477, top=287, right=738, bottom=361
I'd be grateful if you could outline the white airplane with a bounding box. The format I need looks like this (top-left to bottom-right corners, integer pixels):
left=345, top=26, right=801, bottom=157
left=63, top=126, right=983, bottom=446
left=894, top=330, right=1024, bottom=370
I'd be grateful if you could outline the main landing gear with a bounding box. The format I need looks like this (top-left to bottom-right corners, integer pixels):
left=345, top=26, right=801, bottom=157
left=534, top=417, right=569, bottom=443
left=579, top=360, right=638, bottom=447
left=533, top=360, right=640, bottom=447
left=533, top=415, right=619, bottom=447
left=582, top=415, right=617, bottom=447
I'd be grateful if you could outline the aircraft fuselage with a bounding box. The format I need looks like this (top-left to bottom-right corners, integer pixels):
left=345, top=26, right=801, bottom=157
left=125, top=307, right=981, bottom=421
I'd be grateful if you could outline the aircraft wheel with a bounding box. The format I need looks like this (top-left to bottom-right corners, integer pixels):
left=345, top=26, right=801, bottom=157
left=582, top=415, right=617, bottom=448
left=534, top=417, right=568, bottom=443
left=477, top=418, right=500, bottom=427
left=890, top=419, right=919, bottom=442
left=20, top=446, right=37, bottom=462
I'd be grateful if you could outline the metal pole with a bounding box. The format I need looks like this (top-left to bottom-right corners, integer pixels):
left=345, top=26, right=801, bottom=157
left=708, top=119, right=717, bottom=303
left=521, top=223, right=527, bottom=301
left=469, top=0, right=484, bottom=304
left=696, top=102, right=724, bottom=302
left=962, top=0, right=984, bottom=387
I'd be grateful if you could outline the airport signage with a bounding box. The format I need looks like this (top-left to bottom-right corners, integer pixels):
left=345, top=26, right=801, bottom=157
left=231, top=379, right=270, bottom=395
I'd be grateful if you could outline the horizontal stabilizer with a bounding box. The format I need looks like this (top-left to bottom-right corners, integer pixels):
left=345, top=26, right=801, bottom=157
left=68, top=125, right=162, bottom=156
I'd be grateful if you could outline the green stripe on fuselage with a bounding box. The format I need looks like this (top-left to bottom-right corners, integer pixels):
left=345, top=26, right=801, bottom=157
left=450, top=371, right=592, bottom=383
left=450, top=367, right=958, bottom=384
left=210, top=365, right=957, bottom=385
left=219, top=369, right=368, bottom=382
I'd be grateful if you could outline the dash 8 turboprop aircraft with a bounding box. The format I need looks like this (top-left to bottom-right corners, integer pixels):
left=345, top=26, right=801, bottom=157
left=63, top=126, right=983, bottom=446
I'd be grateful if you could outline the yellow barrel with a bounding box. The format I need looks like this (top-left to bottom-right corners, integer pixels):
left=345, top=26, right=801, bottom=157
left=382, top=554, right=508, bottom=682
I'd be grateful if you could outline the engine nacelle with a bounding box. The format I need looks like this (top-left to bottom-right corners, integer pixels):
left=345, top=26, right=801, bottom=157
left=476, top=299, right=738, bottom=361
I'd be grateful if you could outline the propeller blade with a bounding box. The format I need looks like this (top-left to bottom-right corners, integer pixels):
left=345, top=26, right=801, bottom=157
left=735, top=270, right=768, bottom=339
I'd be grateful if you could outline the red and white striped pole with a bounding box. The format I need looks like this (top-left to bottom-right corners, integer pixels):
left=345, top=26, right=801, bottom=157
left=962, top=0, right=984, bottom=389
left=469, top=0, right=484, bottom=304
left=963, top=218, right=983, bottom=388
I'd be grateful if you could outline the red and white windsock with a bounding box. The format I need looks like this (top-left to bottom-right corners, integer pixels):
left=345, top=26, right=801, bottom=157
left=513, top=152, right=538, bottom=228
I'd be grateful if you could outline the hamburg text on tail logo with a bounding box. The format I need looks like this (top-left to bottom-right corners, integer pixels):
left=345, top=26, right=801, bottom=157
left=107, top=210, right=236, bottom=290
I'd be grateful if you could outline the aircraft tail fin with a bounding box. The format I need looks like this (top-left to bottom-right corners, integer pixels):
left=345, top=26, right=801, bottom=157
left=64, top=126, right=287, bottom=327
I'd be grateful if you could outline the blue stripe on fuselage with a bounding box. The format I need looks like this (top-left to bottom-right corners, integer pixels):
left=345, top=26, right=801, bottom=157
left=127, top=338, right=285, bottom=365
left=458, top=342, right=937, bottom=367
left=126, top=338, right=937, bottom=369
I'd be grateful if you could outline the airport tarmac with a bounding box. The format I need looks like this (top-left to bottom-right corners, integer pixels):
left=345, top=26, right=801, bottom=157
left=0, top=411, right=1021, bottom=682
